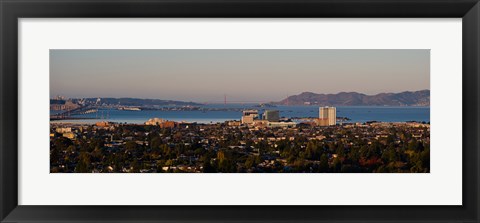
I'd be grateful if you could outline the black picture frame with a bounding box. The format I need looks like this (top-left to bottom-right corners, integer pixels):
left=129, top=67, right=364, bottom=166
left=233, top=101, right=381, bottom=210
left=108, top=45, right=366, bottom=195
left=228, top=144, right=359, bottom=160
left=1, top=0, right=479, bottom=222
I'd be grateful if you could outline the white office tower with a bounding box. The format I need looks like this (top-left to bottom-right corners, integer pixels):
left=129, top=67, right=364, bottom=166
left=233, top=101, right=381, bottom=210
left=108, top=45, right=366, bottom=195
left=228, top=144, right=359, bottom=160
left=319, top=106, right=336, bottom=126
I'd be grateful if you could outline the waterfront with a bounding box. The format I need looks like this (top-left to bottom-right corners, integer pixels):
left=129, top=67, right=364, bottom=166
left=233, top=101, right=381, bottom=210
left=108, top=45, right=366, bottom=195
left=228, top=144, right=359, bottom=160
left=49, top=49, right=431, bottom=173
left=51, top=104, right=430, bottom=124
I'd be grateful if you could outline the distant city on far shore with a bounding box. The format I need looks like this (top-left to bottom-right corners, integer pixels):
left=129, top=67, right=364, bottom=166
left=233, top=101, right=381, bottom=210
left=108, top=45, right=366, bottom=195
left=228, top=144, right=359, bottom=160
left=50, top=49, right=430, bottom=173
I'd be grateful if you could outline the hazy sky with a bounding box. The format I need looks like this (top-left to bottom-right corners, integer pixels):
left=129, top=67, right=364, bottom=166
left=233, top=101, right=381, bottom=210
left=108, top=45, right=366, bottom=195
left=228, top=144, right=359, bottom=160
left=50, top=49, right=429, bottom=103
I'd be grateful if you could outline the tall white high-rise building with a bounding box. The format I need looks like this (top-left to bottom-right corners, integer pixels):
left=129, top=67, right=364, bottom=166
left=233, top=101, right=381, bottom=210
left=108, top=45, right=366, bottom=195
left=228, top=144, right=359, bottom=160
left=319, top=106, right=336, bottom=126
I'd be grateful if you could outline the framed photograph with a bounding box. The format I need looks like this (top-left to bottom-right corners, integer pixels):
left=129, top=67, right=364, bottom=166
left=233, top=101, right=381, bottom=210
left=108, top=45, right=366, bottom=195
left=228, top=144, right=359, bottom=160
left=1, top=0, right=479, bottom=222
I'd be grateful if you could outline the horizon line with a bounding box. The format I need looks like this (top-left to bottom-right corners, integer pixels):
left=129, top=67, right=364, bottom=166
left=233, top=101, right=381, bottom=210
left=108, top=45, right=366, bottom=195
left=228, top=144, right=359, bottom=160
left=51, top=89, right=430, bottom=102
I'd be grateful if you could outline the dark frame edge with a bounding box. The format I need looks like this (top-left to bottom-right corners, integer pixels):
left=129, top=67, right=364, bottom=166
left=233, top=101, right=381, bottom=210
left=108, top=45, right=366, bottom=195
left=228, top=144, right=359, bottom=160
left=1, top=0, right=19, bottom=222
left=463, top=2, right=480, bottom=222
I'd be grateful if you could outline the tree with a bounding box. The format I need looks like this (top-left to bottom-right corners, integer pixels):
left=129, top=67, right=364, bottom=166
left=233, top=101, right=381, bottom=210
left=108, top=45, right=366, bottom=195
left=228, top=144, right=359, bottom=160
left=305, top=141, right=316, bottom=159
left=332, top=157, right=341, bottom=172
left=420, top=148, right=430, bottom=170
left=125, top=141, right=137, bottom=151
left=203, top=159, right=216, bottom=173
left=75, top=152, right=91, bottom=173
left=410, top=160, right=424, bottom=173
left=336, top=142, right=345, bottom=157
left=131, top=159, right=141, bottom=172
left=245, top=156, right=255, bottom=169
left=319, top=154, right=329, bottom=172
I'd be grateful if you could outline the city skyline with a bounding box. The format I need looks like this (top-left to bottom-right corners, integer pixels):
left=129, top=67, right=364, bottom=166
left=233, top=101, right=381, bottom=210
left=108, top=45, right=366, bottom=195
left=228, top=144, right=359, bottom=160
left=50, top=49, right=430, bottom=174
left=50, top=49, right=430, bottom=102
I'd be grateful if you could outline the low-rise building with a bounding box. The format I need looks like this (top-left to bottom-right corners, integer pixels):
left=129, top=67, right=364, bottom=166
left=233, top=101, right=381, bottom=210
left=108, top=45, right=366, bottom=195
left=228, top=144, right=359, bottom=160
left=145, top=118, right=176, bottom=128
left=227, top=121, right=241, bottom=126
left=241, top=110, right=259, bottom=124
left=56, top=127, right=72, bottom=134
left=96, top=121, right=111, bottom=127
left=267, top=121, right=297, bottom=128
left=62, top=132, right=76, bottom=140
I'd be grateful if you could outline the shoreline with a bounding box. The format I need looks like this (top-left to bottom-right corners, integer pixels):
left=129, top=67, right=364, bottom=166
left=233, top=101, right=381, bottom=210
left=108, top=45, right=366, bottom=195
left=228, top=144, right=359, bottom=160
left=50, top=119, right=430, bottom=126
left=50, top=105, right=430, bottom=125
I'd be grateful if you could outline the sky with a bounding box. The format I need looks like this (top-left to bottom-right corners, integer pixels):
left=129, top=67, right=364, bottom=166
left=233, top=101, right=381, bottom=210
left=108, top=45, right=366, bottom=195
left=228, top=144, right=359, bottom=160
left=50, top=49, right=430, bottom=103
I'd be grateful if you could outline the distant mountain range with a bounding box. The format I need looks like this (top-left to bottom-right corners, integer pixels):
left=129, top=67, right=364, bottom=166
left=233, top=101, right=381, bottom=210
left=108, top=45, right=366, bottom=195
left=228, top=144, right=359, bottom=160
left=275, top=90, right=430, bottom=106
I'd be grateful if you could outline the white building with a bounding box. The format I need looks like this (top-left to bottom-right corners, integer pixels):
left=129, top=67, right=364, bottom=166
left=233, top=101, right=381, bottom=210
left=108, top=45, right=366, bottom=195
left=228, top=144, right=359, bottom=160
left=267, top=121, right=297, bottom=128
left=145, top=118, right=165, bottom=125
left=319, top=106, right=336, bottom=126
left=241, top=110, right=259, bottom=124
